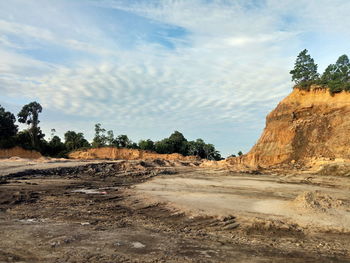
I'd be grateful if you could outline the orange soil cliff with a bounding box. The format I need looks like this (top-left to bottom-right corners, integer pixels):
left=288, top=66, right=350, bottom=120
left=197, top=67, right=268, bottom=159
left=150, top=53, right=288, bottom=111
left=0, top=146, right=42, bottom=159
left=227, top=86, right=350, bottom=168
left=69, top=147, right=199, bottom=162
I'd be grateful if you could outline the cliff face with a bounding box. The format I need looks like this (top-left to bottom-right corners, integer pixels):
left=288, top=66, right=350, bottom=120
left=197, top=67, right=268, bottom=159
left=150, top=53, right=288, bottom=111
left=69, top=147, right=199, bottom=162
left=228, top=86, right=350, bottom=168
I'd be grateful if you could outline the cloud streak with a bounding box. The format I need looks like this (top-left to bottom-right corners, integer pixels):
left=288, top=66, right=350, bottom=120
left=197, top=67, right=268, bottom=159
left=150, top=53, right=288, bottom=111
left=0, top=0, right=349, bottom=156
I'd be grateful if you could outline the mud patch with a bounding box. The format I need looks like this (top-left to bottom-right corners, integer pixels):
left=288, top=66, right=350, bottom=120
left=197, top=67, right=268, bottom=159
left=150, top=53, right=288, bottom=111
left=0, top=190, right=39, bottom=208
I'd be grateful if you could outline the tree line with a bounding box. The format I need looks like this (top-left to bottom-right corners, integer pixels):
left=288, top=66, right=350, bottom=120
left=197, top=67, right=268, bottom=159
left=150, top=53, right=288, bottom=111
left=0, top=102, right=222, bottom=160
left=290, top=49, right=350, bottom=94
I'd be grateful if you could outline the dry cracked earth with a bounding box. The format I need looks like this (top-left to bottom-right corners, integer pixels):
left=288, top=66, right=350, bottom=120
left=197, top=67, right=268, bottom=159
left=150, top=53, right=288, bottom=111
left=0, top=159, right=349, bottom=262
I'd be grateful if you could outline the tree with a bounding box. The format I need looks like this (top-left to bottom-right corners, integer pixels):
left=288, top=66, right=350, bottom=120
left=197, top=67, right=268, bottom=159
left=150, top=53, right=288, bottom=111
left=64, top=131, right=90, bottom=151
left=187, top=139, right=222, bottom=160
left=238, top=151, right=243, bottom=156
left=114, top=134, right=131, bottom=148
left=152, top=131, right=222, bottom=160
left=128, top=142, right=139, bottom=149
left=335, top=54, right=350, bottom=83
left=49, top=135, right=65, bottom=150
left=0, top=105, right=17, bottom=138
left=203, top=143, right=222, bottom=160
left=168, top=131, right=188, bottom=155
left=155, top=131, right=188, bottom=155
left=155, top=138, right=174, bottom=154
left=290, top=49, right=319, bottom=86
left=0, top=105, right=18, bottom=148
left=321, top=55, right=350, bottom=94
left=41, top=135, right=66, bottom=157
left=92, top=123, right=107, bottom=148
left=138, top=139, right=155, bottom=151
left=187, top=139, right=205, bottom=157
left=14, top=130, right=33, bottom=150
left=321, top=64, right=338, bottom=83
left=17, top=101, right=43, bottom=149
left=50, top=128, right=56, bottom=141
left=106, top=130, right=114, bottom=146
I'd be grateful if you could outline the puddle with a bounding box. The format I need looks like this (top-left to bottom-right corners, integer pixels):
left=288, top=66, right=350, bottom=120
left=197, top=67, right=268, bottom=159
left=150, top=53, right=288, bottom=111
left=72, top=189, right=107, bottom=194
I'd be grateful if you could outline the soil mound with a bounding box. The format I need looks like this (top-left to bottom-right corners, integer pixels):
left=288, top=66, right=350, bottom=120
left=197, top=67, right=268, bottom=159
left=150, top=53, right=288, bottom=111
left=317, top=162, right=350, bottom=177
left=291, top=191, right=344, bottom=213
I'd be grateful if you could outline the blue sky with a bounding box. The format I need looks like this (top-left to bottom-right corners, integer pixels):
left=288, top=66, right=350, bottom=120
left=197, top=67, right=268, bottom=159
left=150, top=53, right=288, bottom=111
left=1, top=0, right=350, bottom=157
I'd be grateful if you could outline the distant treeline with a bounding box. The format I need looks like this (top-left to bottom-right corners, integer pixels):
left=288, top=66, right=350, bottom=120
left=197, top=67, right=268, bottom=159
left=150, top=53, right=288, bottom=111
left=290, top=49, right=350, bottom=94
left=0, top=103, right=223, bottom=160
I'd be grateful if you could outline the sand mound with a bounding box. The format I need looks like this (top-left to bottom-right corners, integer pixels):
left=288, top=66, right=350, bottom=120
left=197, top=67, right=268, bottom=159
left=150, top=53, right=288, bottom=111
left=291, top=191, right=344, bottom=213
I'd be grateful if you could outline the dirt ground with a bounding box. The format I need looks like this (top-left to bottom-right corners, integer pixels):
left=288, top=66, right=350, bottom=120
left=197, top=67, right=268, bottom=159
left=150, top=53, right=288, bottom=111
left=0, top=159, right=349, bottom=262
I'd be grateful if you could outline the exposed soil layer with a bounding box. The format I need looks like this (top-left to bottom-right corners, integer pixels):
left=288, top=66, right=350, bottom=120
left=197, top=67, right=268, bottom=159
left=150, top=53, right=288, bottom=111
left=69, top=146, right=199, bottom=162
left=0, top=147, right=41, bottom=159
left=226, top=86, right=350, bottom=168
left=0, top=161, right=349, bottom=262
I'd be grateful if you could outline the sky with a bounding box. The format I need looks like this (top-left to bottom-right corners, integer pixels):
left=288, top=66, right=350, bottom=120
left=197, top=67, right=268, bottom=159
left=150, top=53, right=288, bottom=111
left=1, top=0, right=350, bottom=157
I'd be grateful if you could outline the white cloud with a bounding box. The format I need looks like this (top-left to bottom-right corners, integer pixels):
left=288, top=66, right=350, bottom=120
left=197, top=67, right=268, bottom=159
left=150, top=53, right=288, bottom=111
left=1, top=0, right=350, bottom=156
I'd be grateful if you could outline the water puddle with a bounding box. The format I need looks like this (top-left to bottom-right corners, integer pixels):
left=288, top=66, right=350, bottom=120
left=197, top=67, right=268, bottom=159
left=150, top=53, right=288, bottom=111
left=72, top=189, right=108, bottom=194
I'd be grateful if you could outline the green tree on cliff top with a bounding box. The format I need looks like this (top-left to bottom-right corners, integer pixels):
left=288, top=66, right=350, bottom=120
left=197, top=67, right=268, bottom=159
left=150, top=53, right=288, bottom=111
left=321, top=54, right=350, bottom=93
left=290, top=49, right=319, bottom=85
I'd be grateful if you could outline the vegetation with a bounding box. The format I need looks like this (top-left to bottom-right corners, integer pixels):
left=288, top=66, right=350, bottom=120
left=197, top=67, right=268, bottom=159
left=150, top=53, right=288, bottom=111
left=64, top=131, right=90, bottom=151
left=0, top=105, right=18, bottom=148
left=91, top=123, right=108, bottom=148
left=227, top=150, right=243, bottom=158
left=17, top=102, right=43, bottom=150
left=290, top=49, right=319, bottom=86
left=138, top=139, right=155, bottom=151
left=0, top=103, right=222, bottom=160
left=290, top=50, right=350, bottom=94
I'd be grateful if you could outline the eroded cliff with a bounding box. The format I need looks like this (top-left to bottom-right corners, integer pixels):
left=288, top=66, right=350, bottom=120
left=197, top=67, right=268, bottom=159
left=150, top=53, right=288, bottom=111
left=228, top=86, right=350, bottom=168
left=0, top=146, right=42, bottom=159
left=69, top=147, right=199, bottom=162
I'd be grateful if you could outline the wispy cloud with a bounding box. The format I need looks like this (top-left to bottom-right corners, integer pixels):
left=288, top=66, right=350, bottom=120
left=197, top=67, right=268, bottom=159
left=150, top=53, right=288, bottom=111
left=0, top=0, right=349, bottom=156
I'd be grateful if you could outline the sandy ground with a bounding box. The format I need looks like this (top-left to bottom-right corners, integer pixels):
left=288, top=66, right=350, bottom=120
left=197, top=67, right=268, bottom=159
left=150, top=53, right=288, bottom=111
left=135, top=169, right=350, bottom=232
left=0, top=158, right=349, bottom=262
